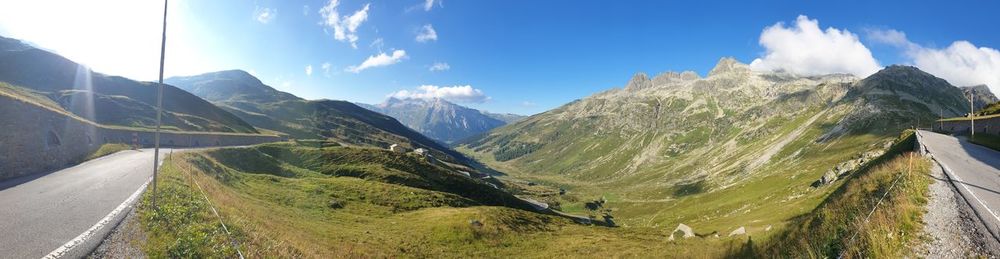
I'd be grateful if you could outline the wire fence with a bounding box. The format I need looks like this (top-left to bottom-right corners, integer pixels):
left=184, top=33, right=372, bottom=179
left=837, top=148, right=914, bottom=259
left=174, top=155, right=246, bottom=259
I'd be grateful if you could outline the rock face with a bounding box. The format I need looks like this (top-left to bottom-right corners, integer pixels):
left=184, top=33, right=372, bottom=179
left=961, top=84, right=998, bottom=110
left=359, top=98, right=522, bottom=144
left=625, top=73, right=653, bottom=91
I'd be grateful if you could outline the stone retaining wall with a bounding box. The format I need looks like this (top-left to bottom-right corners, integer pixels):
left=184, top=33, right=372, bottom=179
left=934, top=116, right=1000, bottom=135
left=0, top=96, right=283, bottom=180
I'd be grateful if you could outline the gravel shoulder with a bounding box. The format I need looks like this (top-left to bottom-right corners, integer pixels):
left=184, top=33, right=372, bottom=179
left=918, top=159, right=1000, bottom=258
left=88, top=206, right=147, bottom=258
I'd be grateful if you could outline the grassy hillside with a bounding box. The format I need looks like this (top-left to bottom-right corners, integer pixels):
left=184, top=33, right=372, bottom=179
left=0, top=36, right=257, bottom=133
left=137, top=137, right=930, bottom=257
left=455, top=62, right=965, bottom=253
left=166, top=71, right=470, bottom=163
left=136, top=142, right=763, bottom=257
left=749, top=131, right=931, bottom=257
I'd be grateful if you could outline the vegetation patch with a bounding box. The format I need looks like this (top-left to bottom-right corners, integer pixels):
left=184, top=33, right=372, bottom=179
left=85, top=143, right=132, bottom=161
left=970, top=133, right=1000, bottom=152
left=745, top=131, right=932, bottom=258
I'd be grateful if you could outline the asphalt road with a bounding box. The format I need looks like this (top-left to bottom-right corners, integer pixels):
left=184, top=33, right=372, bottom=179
left=917, top=130, right=1000, bottom=242
left=0, top=148, right=172, bottom=259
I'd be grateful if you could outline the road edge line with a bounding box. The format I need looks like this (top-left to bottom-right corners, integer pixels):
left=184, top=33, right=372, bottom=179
left=42, top=176, right=152, bottom=259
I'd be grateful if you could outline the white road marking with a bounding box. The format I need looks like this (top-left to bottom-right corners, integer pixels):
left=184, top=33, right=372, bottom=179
left=42, top=176, right=151, bottom=259
left=936, top=158, right=1000, bottom=225
left=919, top=131, right=1000, bottom=226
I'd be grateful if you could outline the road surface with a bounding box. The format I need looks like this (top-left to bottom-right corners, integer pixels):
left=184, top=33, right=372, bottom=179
left=0, top=148, right=173, bottom=259
left=917, top=130, right=1000, bottom=243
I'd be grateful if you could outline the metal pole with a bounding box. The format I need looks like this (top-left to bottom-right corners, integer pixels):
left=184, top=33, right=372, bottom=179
left=152, top=0, right=168, bottom=208
left=971, top=92, right=975, bottom=138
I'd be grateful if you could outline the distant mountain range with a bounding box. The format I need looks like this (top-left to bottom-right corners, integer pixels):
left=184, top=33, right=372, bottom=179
left=358, top=98, right=525, bottom=144
left=165, top=70, right=470, bottom=163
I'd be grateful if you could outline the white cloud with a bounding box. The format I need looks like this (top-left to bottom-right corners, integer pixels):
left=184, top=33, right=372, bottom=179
left=389, top=85, right=490, bottom=103
left=255, top=7, right=277, bottom=24
left=305, top=65, right=313, bottom=76
left=866, top=28, right=917, bottom=49
left=302, top=5, right=310, bottom=16
left=750, top=15, right=881, bottom=77
left=369, top=37, right=384, bottom=50
left=423, top=0, right=440, bottom=11
left=416, top=24, right=437, bottom=43
left=868, top=28, right=1000, bottom=92
left=346, top=50, right=407, bottom=73
left=429, top=62, right=450, bottom=71
left=321, top=62, right=333, bottom=77
left=319, top=0, right=370, bottom=49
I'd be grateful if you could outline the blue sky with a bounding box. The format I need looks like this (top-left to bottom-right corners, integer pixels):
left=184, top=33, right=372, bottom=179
left=1, top=0, right=998, bottom=115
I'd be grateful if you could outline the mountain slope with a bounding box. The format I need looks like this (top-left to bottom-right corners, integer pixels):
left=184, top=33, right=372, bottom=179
left=166, top=71, right=469, bottom=163
left=360, top=98, right=517, bottom=144
left=457, top=58, right=968, bottom=232
left=961, top=84, right=998, bottom=110
left=0, top=35, right=257, bottom=133
left=482, top=111, right=526, bottom=124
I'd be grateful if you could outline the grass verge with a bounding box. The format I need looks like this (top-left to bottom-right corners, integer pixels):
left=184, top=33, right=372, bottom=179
left=970, top=133, right=1000, bottom=152
left=742, top=131, right=932, bottom=258
left=85, top=143, right=132, bottom=161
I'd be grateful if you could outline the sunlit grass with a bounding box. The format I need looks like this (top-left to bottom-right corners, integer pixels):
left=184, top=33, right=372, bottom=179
left=747, top=131, right=932, bottom=258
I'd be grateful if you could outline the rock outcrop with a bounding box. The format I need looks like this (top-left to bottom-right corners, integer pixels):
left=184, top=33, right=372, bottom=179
left=625, top=72, right=653, bottom=91
left=728, top=226, right=746, bottom=237
left=813, top=147, right=888, bottom=187
left=668, top=223, right=695, bottom=241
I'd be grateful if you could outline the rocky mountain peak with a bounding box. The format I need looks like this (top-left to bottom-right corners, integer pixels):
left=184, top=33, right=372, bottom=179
left=708, top=57, right=750, bottom=77
left=859, top=65, right=949, bottom=89
left=961, top=84, right=998, bottom=110
left=624, top=72, right=652, bottom=91
left=651, top=71, right=700, bottom=86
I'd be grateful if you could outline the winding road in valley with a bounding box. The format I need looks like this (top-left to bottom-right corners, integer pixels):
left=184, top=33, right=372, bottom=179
left=917, top=130, right=1000, bottom=244
left=0, top=148, right=173, bottom=259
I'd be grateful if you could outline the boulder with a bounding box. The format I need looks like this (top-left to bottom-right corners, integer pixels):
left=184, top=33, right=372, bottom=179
left=728, top=226, right=746, bottom=237
left=668, top=223, right=695, bottom=241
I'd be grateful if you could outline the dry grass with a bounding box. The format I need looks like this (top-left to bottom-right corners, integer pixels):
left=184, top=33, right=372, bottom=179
left=749, top=151, right=931, bottom=258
